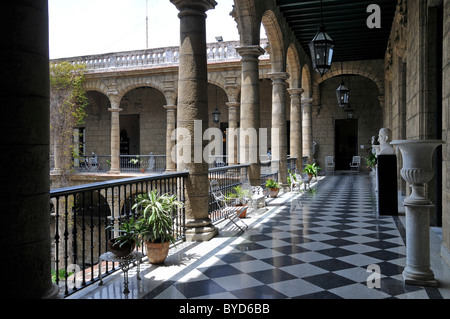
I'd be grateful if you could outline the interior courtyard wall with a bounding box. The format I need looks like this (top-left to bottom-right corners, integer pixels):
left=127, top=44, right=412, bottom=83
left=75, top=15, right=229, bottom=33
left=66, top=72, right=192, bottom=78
left=313, top=76, right=382, bottom=170
left=122, top=88, right=167, bottom=156
left=84, top=92, right=112, bottom=156
left=386, top=0, right=449, bottom=263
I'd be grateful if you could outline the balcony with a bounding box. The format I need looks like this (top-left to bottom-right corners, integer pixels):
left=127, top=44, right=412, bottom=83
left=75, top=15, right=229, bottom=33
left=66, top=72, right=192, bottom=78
left=53, top=169, right=450, bottom=300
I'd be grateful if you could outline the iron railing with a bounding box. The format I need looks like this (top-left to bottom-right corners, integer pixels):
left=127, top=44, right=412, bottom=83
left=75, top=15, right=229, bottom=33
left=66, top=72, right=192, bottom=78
left=208, top=164, right=250, bottom=222
left=50, top=171, right=188, bottom=297
left=51, top=159, right=292, bottom=297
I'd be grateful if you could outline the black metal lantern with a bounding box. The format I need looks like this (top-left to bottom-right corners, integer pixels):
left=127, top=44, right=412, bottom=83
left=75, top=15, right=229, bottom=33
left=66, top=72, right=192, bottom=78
left=212, top=108, right=221, bottom=124
left=336, top=80, right=350, bottom=108
left=309, top=25, right=334, bottom=77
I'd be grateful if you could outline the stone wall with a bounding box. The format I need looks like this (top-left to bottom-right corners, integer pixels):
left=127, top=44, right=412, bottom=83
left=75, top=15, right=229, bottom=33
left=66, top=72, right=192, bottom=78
left=313, top=75, right=382, bottom=170
left=385, top=0, right=449, bottom=264
left=442, top=0, right=450, bottom=264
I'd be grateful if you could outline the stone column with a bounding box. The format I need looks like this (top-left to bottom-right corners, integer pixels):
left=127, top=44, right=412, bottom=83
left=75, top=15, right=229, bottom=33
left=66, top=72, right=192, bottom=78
left=108, top=96, right=122, bottom=174
left=226, top=101, right=239, bottom=165
left=171, top=0, right=218, bottom=241
left=236, top=45, right=265, bottom=186
left=289, top=88, right=304, bottom=171
left=269, top=72, right=289, bottom=190
left=302, top=97, right=314, bottom=164
left=1, top=0, right=59, bottom=298
left=164, top=105, right=177, bottom=172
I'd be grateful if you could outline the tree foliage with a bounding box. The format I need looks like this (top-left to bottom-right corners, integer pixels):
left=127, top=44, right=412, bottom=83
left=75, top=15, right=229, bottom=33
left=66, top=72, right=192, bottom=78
left=50, top=61, right=88, bottom=180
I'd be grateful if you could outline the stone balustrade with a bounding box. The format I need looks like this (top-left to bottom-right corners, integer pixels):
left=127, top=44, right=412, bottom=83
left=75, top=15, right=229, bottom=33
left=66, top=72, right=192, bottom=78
left=51, top=39, right=270, bottom=72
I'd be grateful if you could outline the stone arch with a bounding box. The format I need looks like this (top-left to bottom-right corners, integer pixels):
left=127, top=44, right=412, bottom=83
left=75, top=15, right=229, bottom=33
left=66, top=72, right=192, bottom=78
left=83, top=80, right=109, bottom=96
left=286, top=44, right=301, bottom=88
left=302, top=64, right=312, bottom=98
left=261, top=10, right=285, bottom=72
left=116, top=77, right=166, bottom=103
left=313, top=60, right=385, bottom=97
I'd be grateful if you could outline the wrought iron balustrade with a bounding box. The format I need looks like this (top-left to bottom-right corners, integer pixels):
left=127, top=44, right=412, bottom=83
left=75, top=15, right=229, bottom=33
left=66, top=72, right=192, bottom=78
left=50, top=171, right=188, bottom=297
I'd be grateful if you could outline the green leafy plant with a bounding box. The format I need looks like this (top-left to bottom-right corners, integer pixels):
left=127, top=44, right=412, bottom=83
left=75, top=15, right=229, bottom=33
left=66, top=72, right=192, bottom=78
left=303, top=163, right=321, bottom=177
left=50, top=62, right=88, bottom=183
left=366, top=153, right=377, bottom=168
left=265, top=179, right=280, bottom=189
left=129, top=156, right=141, bottom=165
left=228, top=185, right=251, bottom=206
left=107, top=216, right=141, bottom=248
left=287, top=169, right=297, bottom=185
left=51, top=268, right=74, bottom=283
left=132, top=190, right=184, bottom=244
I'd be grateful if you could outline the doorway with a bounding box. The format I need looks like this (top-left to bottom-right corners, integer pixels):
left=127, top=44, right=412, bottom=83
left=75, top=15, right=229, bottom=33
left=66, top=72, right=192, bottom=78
left=120, top=115, right=140, bottom=155
left=335, top=119, right=358, bottom=170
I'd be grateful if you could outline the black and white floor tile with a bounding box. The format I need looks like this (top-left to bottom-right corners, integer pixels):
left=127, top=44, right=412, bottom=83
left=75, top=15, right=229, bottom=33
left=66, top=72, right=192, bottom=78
left=141, top=173, right=445, bottom=299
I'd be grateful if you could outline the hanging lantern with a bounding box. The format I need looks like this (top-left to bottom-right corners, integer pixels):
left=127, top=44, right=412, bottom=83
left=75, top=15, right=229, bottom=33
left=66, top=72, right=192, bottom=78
left=309, top=25, right=334, bottom=77
left=336, top=80, right=350, bottom=108
left=212, top=108, right=221, bottom=124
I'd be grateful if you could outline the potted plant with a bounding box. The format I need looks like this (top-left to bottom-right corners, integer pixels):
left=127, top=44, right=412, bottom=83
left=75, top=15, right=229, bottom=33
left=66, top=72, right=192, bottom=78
left=129, top=156, right=146, bottom=173
left=132, top=190, right=184, bottom=264
left=107, top=217, right=140, bottom=257
left=366, top=153, right=377, bottom=172
left=228, top=185, right=251, bottom=218
left=265, top=179, right=280, bottom=198
left=303, top=163, right=321, bottom=180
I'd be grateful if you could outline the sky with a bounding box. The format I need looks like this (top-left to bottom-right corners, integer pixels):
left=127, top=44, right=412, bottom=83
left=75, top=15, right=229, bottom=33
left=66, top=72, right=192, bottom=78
left=49, top=0, right=241, bottom=59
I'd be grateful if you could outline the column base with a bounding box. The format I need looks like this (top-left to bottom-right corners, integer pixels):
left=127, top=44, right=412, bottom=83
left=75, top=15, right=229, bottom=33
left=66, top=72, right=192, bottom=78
left=108, top=169, right=121, bottom=175
left=41, top=284, right=61, bottom=299
left=184, top=219, right=219, bottom=242
left=403, top=268, right=437, bottom=287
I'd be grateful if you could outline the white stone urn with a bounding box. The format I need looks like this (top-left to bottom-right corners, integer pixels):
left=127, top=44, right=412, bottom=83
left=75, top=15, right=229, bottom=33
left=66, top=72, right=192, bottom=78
left=390, top=139, right=444, bottom=205
left=390, top=139, right=445, bottom=286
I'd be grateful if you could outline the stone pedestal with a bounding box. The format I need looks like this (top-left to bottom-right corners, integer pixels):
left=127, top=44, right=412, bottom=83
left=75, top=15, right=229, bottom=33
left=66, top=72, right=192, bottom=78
left=391, top=139, right=445, bottom=286
left=377, top=155, right=398, bottom=216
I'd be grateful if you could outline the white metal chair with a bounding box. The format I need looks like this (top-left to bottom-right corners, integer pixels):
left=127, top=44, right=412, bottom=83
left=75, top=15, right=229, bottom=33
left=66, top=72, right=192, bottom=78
left=350, top=156, right=361, bottom=172
left=289, top=173, right=302, bottom=192
left=242, top=183, right=267, bottom=210
left=325, top=156, right=335, bottom=174
left=301, top=173, right=311, bottom=190
left=210, top=180, right=248, bottom=232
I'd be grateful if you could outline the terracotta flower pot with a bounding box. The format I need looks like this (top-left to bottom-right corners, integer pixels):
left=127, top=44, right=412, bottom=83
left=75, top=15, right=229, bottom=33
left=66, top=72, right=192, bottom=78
left=269, top=188, right=279, bottom=198
left=108, top=238, right=135, bottom=258
left=145, top=241, right=170, bottom=264
left=235, top=205, right=248, bottom=218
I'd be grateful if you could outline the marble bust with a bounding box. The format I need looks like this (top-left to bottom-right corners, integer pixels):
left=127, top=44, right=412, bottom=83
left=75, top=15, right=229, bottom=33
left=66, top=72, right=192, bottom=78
left=378, top=128, right=394, bottom=155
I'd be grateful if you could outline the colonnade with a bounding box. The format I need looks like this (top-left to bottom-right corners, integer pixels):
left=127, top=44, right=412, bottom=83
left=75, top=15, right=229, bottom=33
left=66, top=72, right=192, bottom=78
left=51, top=0, right=314, bottom=242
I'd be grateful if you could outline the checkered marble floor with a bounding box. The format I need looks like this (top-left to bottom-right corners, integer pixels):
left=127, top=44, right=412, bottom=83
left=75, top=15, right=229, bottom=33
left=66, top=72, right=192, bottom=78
left=70, top=172, right=449, bottom=300
left=140, top=173, right=444, bottom=299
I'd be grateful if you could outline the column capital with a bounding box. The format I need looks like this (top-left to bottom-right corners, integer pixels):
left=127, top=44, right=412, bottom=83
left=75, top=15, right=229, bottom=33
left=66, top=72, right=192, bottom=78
left=288, top=88, right=304, bottom=97
left=108, top=107, right=123, bottom=113
left=171, top=0, right=217, bottom=13
left=226, top=102, right=240, bottom=109
left=164, top=105, right=177, bottom=111
left=268, top=72, right=290, bottom=82
left=236, top=45, right=265, bottom=59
